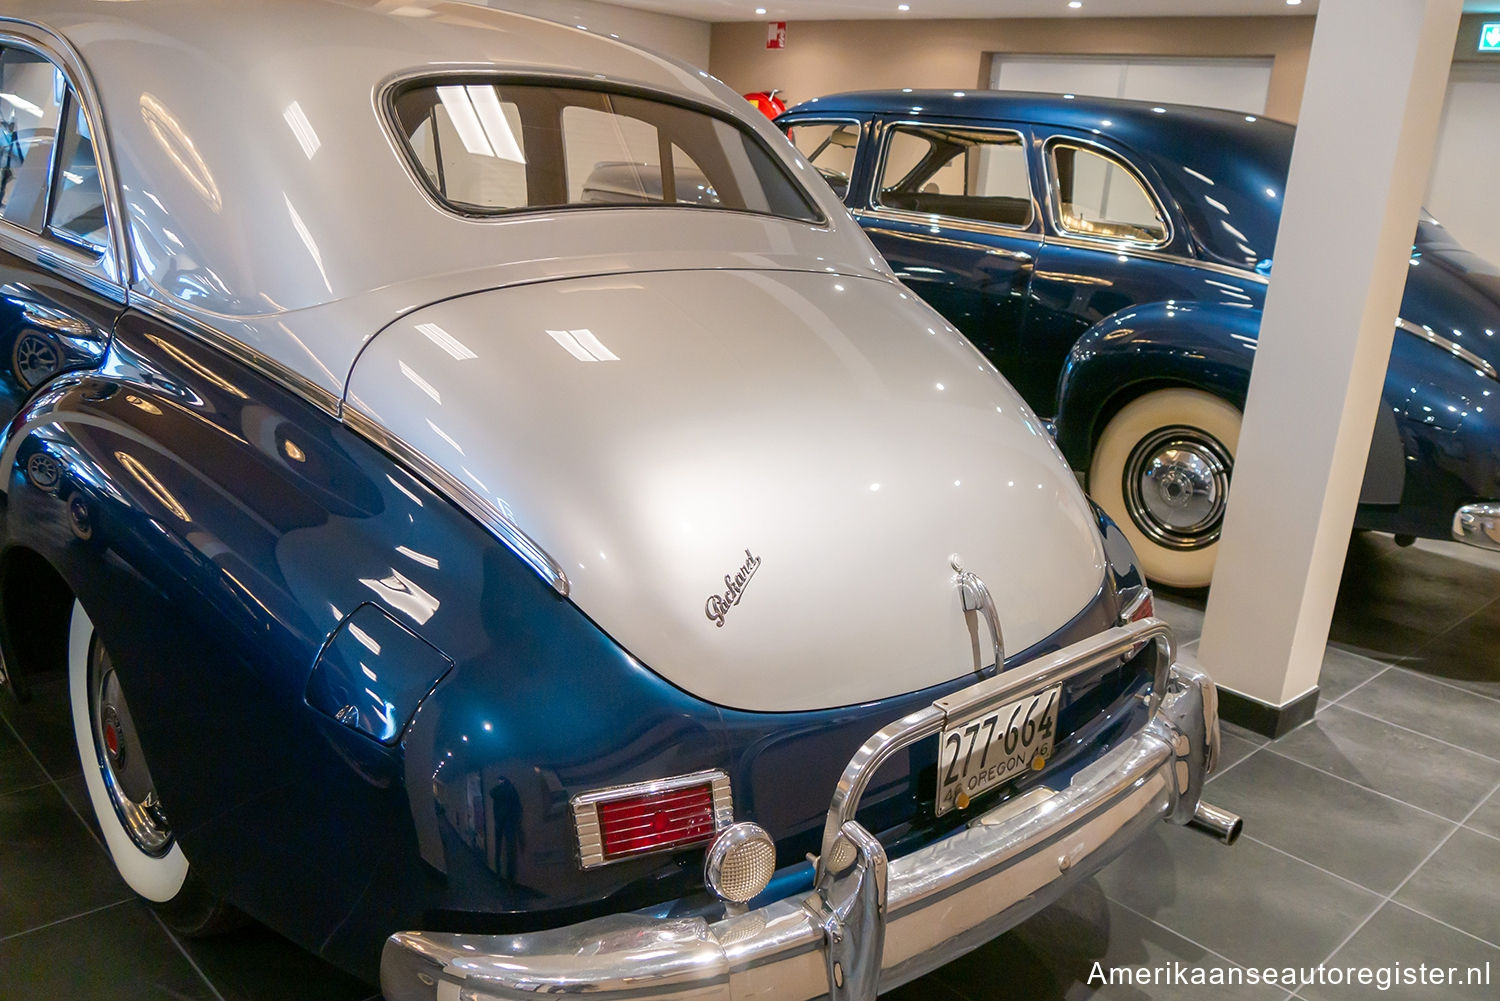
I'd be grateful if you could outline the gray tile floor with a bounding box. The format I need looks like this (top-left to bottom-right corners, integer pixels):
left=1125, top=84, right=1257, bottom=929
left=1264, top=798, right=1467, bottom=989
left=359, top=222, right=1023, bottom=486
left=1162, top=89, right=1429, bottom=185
left=2, top=532, right=1497, bottom=1000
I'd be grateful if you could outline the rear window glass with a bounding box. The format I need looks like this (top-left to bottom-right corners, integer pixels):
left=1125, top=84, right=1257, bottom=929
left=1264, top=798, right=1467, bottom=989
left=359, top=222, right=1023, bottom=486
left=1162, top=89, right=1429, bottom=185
left=390, top=81, right=820, bottom=222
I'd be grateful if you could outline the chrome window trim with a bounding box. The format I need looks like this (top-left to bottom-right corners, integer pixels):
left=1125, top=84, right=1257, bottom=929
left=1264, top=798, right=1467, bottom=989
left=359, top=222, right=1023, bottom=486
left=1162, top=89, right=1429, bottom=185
left=854, top=206, right=1044, bottom=250
left=0, top=222, right=123, bottom=304
left=868, top=119, right=1041, bottom=234
left=1040, top=134, right=1175, bottom=252
left=0, top=19, right=132, bottom=291
left=780, top=114, right=863, bottom=201
left=373, top=67, right=830, bottom=228
left=340, top=406, right=571, bottom=596
left=571, top=769, right=733, bottom=870
left=1396, top=317, right=1499, bottom=382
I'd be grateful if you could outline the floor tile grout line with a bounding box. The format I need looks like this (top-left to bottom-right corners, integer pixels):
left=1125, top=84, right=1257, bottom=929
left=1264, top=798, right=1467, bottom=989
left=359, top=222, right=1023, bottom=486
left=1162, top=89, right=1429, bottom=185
left=1385, top=664, right=1500, bottom=707
left=147, top=908, right=230, bottom=1001
left=1386, top=898, right=1500, bottom=952
left=1393, top=588, right=1500, bottom=688
left=1259, top=745, right=1480, bottom=826
left=1327, top=702, right=1500, bottom=766
left=1459, top=820, right=1500, bottom=846
left=1104, top=893, right=1265, bottom=975
left=0, top=777, right=54, bottom=799
left=1204, top=738, right=1267, bottom=786
left=1240, top=833, right=1395, bottom=898
left=1313, top=774, right=1500, bottom=970
left=1320, top=663, right=1391, bottom=710
left=0, top=897, right=133, bottom=945
left=0, top=703, right=110, bottom=854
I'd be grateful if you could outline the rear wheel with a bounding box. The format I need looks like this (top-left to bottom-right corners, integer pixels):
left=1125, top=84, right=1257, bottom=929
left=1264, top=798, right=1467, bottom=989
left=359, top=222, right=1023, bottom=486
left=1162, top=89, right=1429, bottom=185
left=68, top=602, right=241, bottom=935
left=1088, top=389, right=1241, bottom=589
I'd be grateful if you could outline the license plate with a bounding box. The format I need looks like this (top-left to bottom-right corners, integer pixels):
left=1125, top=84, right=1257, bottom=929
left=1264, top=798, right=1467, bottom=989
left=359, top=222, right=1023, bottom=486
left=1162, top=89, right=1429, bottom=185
left=935, top=685, right=1060, bottom=817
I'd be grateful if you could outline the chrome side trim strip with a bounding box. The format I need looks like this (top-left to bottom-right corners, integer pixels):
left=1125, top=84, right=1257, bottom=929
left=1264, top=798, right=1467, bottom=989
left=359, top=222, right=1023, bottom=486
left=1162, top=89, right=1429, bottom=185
left=340, top=407, right=570, bottom=596
left=571, top=769, right=733, bottom=870
left=0, top=224, right=125, bottom=305
left=1396, top=317, right=1499, bottom=382
left=127, top=295, right=343, bottom=416
left=1039, top=231, right=1271, bottom=284
left=854, top=206, right=1042, bottom=252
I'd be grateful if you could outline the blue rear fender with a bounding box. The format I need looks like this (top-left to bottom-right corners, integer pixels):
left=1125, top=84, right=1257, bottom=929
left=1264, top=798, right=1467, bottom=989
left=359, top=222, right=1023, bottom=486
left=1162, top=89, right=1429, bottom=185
left=0, top=310, right=1156, bottom=981
left=1052, top=299, right=1259, bottom=470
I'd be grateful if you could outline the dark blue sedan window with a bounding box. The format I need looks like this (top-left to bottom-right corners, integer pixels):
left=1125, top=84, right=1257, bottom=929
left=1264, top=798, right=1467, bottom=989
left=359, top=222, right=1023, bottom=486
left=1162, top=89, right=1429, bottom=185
left=875, top=125, right=1033, bottom=229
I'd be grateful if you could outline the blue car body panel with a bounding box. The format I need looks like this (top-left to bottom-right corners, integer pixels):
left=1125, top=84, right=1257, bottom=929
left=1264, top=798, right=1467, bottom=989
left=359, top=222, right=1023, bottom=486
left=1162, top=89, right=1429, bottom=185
left=0, top=308, right=1150, bottom=979
left=779, top=91, right=1500, bottom=541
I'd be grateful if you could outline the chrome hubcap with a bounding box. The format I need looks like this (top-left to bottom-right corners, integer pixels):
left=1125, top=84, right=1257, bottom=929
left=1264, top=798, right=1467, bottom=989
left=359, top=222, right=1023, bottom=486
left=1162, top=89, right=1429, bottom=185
left=89, top=639, right=173, bottom=856
left=1123, top=427, right=1232, bottom=551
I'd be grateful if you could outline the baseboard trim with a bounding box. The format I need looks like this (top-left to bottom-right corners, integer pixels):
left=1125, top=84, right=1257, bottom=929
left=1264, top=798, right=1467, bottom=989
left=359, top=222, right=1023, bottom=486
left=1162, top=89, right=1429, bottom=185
left=1217, top=685, right=1318, bottom=739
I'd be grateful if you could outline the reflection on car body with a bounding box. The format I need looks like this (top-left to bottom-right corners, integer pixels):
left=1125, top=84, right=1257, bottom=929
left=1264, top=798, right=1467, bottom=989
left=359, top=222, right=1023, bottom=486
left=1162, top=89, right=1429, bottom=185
left=781, top=90, right=1500, bottom=586
left=0, top=6, right=1231, bottom=1001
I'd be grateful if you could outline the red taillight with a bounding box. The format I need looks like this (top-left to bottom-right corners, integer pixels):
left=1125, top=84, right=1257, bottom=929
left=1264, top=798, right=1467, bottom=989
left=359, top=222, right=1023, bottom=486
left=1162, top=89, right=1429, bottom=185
left=1129, top=593, right=1154, bottom=622
left=572, top=770, right=732, bottom=869
left=597, top=784, right=716, bottom=860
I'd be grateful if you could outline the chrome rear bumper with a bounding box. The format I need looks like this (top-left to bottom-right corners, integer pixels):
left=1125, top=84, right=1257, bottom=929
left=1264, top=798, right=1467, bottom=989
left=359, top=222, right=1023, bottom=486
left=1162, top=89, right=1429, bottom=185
left=381, top=618, right=1228, bottom=1001
left=1453, top=502, right=1500, bottom=551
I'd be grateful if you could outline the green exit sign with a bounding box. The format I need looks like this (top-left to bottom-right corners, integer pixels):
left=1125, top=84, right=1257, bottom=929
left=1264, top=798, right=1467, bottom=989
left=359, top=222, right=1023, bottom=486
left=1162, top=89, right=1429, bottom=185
left=1481, top=22, right=1500, bottom=52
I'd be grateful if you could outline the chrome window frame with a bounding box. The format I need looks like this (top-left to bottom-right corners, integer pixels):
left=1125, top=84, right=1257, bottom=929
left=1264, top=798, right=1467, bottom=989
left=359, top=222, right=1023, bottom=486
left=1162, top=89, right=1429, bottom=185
left=375, top=68, right=829, bottom=228
left=865, top=119, right=1042, bottom=238
left=781, top=115, right=864, bottom=203
left=0, top=19, right=131, bottom=302
left=1040, top=134, right=1175, bottom=252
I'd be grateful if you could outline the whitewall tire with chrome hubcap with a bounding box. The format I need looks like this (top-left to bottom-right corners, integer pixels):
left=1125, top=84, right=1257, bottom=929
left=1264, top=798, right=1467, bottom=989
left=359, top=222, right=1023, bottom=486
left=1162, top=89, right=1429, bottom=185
left=1088, top=389, right=1241, bottom=589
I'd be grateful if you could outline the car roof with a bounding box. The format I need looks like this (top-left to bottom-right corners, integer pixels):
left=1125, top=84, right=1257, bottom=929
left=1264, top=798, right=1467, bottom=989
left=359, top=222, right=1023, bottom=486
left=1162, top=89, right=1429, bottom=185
left=0, top=1, right=868, bottom=404
left=785, top=89, right=1283, bottom=138
left=785, top=89, right=1296, bottom=268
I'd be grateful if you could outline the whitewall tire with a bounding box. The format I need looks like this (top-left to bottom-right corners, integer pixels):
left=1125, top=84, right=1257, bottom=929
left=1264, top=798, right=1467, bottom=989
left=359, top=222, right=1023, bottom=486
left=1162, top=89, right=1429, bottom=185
left=1088, top=389, right=1241, bottom=589
left=68, top=601, right=189, bottom=902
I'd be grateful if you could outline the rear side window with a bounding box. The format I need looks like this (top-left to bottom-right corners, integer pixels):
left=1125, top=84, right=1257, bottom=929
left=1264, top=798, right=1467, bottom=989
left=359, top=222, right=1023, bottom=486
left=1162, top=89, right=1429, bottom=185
left=0, top=47, right=63, bottom=232
left=874, top=125, right=1033, bottom=229
left=790, top=121, right=860, bottom=199
left=0, top=44, right=110, bottom=257
left=390, top=81, right=821, bottom=222
left=50, top=100, right=108, bottom=252
left=1049, top=142, right=1168, bottom=245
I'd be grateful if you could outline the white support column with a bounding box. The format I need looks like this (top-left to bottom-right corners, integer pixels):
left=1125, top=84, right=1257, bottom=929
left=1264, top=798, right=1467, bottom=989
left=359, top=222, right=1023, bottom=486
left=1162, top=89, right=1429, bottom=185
left=1196, top=0, right=1463, bottom=727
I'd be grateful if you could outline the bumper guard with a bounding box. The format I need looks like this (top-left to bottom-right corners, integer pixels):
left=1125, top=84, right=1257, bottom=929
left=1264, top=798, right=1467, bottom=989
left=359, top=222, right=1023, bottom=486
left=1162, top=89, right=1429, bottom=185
left=1453, top=502, right=1500, bottom=552
left=382, top=616, right=1231, bottom=1001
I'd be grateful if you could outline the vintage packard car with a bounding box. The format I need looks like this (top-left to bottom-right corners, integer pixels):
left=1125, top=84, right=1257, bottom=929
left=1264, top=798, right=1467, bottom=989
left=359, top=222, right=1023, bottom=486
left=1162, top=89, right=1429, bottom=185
left=0, top=3, right=1235, bottom=999
left=779, top=91, right=1500, bottom=587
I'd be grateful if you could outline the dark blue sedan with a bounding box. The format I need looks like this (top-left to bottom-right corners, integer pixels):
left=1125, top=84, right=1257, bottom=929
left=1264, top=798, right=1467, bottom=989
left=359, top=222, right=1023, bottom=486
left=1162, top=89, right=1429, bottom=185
left=779, top=91, right=1500, bottom=587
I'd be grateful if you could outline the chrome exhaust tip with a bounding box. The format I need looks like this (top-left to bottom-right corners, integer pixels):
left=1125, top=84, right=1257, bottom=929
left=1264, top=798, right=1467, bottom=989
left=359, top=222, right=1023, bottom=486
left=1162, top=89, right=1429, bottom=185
left=1188, top=802, right=1243, bottom=845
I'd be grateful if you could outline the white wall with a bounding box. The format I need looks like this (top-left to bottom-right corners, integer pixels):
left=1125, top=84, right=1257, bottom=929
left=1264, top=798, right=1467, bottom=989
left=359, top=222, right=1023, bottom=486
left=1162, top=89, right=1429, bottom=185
left=485, top=0, right=711, bottom=69
left=1426, top=64, right=1500, bottom=264
left=990, top=54, right=1273, bottom=115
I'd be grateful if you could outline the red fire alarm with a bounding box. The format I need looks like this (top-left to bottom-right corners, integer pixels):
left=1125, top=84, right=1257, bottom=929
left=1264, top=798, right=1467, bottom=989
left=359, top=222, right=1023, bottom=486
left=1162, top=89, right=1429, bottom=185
left=766, top=22, right=787, bottom=49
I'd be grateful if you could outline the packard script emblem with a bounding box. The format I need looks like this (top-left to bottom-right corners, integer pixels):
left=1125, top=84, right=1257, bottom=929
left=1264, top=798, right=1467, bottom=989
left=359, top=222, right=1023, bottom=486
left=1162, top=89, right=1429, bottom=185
left=705, top=549, right=762, bottom=628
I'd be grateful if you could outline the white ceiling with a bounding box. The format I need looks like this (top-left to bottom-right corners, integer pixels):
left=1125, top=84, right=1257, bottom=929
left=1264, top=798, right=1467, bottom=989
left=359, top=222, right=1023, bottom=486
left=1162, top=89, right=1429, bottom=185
left=605, top=0, right=1500, bottom=22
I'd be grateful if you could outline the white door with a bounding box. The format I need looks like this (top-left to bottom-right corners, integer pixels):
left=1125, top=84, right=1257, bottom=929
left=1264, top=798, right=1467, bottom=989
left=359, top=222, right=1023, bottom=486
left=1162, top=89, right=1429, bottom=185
left=990, top=55, right=1272, bottom=116
left=1426, top=65, right=1500, bottom=266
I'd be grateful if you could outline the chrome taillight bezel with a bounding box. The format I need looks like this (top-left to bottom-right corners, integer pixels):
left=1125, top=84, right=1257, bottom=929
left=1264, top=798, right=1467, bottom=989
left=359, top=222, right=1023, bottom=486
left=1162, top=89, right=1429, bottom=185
left=571, top=769, right=734, bottom=870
